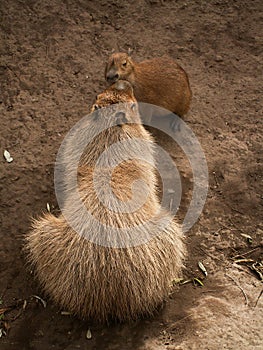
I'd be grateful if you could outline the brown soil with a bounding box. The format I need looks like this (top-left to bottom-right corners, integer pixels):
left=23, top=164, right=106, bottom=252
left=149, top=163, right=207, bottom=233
left=0, top=1, right=262, bottom=349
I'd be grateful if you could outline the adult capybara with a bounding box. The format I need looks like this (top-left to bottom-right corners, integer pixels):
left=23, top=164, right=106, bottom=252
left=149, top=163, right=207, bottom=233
left=25, top=80, right=185, bottom=323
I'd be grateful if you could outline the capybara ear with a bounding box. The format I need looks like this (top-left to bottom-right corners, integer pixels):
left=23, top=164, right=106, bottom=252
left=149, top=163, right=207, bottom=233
left=115, top=80, right=133, bottom=94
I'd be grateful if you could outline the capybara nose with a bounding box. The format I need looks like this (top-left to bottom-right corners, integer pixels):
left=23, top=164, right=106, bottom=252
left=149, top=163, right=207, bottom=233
left=106, top=73, right=119, bottom=83
left=115, top=111, right=127, bottom=125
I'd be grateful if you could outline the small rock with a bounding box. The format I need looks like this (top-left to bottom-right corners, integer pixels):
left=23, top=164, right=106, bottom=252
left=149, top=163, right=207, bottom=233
left=217, top=134, right=225, bottom=141
left=86, top=329, right=92, bottom=339
left=3, top=150, right=13, bottom=163
left=40, top=185, right=48, bottom=193
left=215, top=55, right=223, bottom=62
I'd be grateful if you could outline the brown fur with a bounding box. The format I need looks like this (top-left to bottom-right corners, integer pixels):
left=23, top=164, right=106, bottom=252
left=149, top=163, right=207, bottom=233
left=25, top=81, right=186, bottom=323
left=92, top=79, right=137, bottom=110
left=105, top=53, right=192, bottom=117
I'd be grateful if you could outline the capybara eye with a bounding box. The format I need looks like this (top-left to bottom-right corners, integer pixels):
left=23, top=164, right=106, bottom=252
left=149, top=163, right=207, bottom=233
left=122, top=61, right=127, bottom=67
left=94, top=104, right=99, bottom=110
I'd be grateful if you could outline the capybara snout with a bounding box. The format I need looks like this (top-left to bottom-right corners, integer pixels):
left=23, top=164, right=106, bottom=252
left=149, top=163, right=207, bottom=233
left=115, top=111, right=128, bottom=125
left=106, top=71, right=119, bottom=83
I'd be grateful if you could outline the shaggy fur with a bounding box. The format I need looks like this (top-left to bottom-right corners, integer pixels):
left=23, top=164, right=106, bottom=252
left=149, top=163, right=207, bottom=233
left=105, top=52, right=192, bottom=117
left=25, top=80, right=186, bottom=323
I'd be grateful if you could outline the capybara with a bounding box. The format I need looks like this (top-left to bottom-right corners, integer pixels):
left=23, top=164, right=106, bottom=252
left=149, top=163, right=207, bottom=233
left=25, top=80, right=185, bottom=323
left=105, top=52, right=192, bottom=128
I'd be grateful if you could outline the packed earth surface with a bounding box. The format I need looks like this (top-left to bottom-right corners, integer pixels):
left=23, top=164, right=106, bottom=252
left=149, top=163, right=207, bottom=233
left=0, top=1, right=262, bottom=349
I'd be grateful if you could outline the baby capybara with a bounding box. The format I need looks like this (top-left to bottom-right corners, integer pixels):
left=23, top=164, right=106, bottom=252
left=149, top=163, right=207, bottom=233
left=105, top=52, right=192, bottom=128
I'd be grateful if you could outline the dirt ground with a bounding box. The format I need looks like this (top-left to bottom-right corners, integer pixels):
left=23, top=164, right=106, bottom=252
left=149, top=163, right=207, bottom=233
left=0, top=0, right=262, bottom=349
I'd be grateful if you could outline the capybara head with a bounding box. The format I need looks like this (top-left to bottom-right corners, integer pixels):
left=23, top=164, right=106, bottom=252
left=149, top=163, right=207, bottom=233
left=105, top=53, right=134, bottom=84
left=75, top=80, right=150, bottom=170
left=92, top=80, right=135, bottom=109
left=91, top=80, right=141, bottom=126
